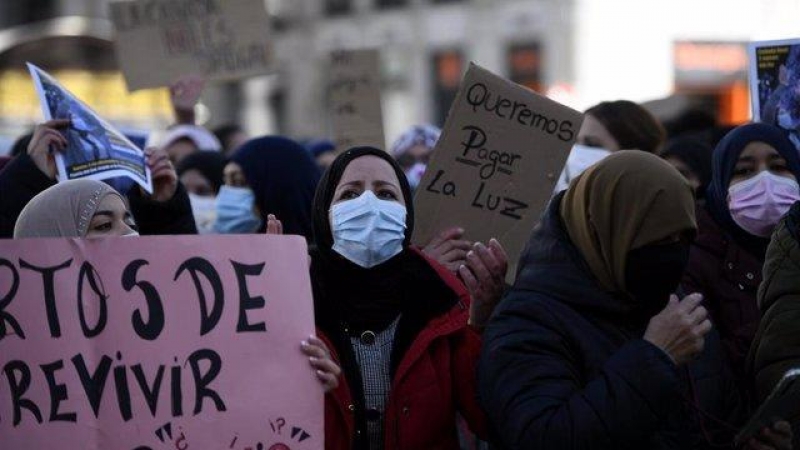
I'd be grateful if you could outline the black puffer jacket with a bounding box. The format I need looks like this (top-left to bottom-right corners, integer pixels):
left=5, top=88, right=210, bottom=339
left=0, top=153, right=196, bottom=237
left=478, top=194, right=744, bottom=450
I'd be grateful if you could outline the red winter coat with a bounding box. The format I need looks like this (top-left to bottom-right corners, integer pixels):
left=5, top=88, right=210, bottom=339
left=319, top=249, right=488, bottom=450
left=683, top=207, right=764, bottom=389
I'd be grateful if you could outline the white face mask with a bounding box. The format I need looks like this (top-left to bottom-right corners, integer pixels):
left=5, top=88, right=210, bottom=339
left=188, top=193, right=218, bottom=235
left=554, top=144, right=612, bottom=193
left=330, top=190, right=407, bottom=268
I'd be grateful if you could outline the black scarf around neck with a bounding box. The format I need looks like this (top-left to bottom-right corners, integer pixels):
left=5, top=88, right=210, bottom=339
left=311, top=248, right=410, bottom=332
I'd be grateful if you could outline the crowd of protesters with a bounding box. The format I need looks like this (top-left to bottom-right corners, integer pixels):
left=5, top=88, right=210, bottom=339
left=2, top=75, right=800, bottom=450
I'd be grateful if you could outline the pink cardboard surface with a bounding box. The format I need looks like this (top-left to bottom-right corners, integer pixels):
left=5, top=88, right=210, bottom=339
left=0, top=235, right=321, bottom=450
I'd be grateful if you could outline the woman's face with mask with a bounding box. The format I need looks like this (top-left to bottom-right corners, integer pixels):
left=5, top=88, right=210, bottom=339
left=328, top=155, right=408, bottom=268
left=215, top=162, right=261, bottom=233
left=729, top=142, right=796, bottom=186
left=625, top=231, right=692, bottom=311
left=726, top=141, right=800, bottom=237
left=181, top=169, right=215, bottom=197
left=331, top=156, right=406, bottom=207
left=223, top=162, right=248, bottom=188
left=86, top=195, right=138, bottom=238
left=577, top=114, right=621, bottom=152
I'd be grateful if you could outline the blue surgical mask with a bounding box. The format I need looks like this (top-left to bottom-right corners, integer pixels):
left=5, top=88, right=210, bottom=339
left=213, top=186, right=262, bottom=234
left=331, top=190, right=407, bottom=268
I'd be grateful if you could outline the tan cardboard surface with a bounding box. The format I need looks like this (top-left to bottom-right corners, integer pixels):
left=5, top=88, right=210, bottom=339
left=110, top=0, right=272, bottom=91
left=412, top=63, right=583, bottom=283
left=328, top=49, right=386, bottom=151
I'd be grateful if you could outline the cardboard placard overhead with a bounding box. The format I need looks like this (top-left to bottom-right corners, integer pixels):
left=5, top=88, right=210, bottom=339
left=28, top=63, right=152, bottom=194
left=412, top=63, right=583, bottom=283
left=328, top=49, right=386, bottom=151
left=110, top=0, right=273, bottom=91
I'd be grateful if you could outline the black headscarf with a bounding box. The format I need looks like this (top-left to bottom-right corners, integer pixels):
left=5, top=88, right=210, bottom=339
left=311, top=148, right=458, bottom=445
left=661, top=137, right=713, bottom=199
left=176, top=151, right=227, bottom=194
left=311, top=147, right=416, bottom=332
left=231, top=136, right=321, bottom=240
left=705, top=123, right=800, bottom=255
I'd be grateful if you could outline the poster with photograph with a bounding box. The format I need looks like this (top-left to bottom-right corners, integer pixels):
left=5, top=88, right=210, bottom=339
left=27, top=63, right=153, bottom=193
left=748, top=38, right=800, bottom=148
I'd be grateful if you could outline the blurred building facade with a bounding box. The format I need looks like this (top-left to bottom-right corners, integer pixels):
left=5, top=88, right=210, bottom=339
left=0, top=0, right=799, bottom=153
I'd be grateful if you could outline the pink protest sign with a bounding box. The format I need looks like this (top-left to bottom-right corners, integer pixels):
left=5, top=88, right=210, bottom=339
left=0, top=235, right=322, bottom=450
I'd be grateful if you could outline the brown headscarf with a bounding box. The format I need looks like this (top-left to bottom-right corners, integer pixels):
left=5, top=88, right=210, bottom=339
left=14, top=179, right=124, bottom=238
left=560, top=151, right=697, bottom=294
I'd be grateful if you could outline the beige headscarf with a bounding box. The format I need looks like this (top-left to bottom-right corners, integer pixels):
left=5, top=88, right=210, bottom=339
left=560, top=151, right=697, bottom=294
left=14, top=179, right=124, bottom=238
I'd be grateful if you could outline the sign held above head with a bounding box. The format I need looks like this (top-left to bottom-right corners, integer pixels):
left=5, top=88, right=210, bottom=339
left=327, top=49, right=386, bottom=152
left=412, top=63, right=583, bottom=283
left=109, top=0, right=273, bottom=91
left=28, top=63, right=153, bottom=194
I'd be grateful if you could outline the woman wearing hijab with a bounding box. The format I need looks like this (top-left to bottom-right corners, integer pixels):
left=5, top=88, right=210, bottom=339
left=14, top=179, right=139, bottom=238
left=176, top=151, right=227, bottom=234
left=683, top=123, right=800, bottom=389
left=389, top=124, right=441, bottom=190
left=478, top=151, right=791, bottom=449
left=13, top=178, right=342, bottom=395
left=310, top=147, right=505, bottom=450
left=215, top=136, right=320, bottom=239
left=661, top=137, right=713, bottom=200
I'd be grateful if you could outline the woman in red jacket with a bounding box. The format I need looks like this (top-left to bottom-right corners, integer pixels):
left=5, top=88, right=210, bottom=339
left=308, top=146, right=504, bottom=450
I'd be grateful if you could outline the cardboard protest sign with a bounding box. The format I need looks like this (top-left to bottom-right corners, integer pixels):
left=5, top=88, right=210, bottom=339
left=0, top=235, right=322, bottom=450
left=328, top=49, right=386, bottom=151
left=28, top=63, right=153, bottom=194
left=748, top=38, right=800, bottom=149
left=110, top=0, right=273, bottom=91
left=412, top=63, right=583, bottom=282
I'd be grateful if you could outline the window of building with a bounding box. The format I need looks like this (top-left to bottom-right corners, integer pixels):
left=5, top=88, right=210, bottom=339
left=431, top=49, right=465, bottom=126
left=0, top=0, right=57, bottom=28
left=325, top=0, right=352, bottom=16
left=672, top=41, right=749, bottom=124
left=507, top=42, right=543, bottom=93
left=375, top=0, right=409, bottom=9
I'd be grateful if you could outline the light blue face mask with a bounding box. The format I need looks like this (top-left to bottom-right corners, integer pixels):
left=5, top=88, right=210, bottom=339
left=213, top=185, right=262, bottom=234
left=330, top=190, right=407, bottom=268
